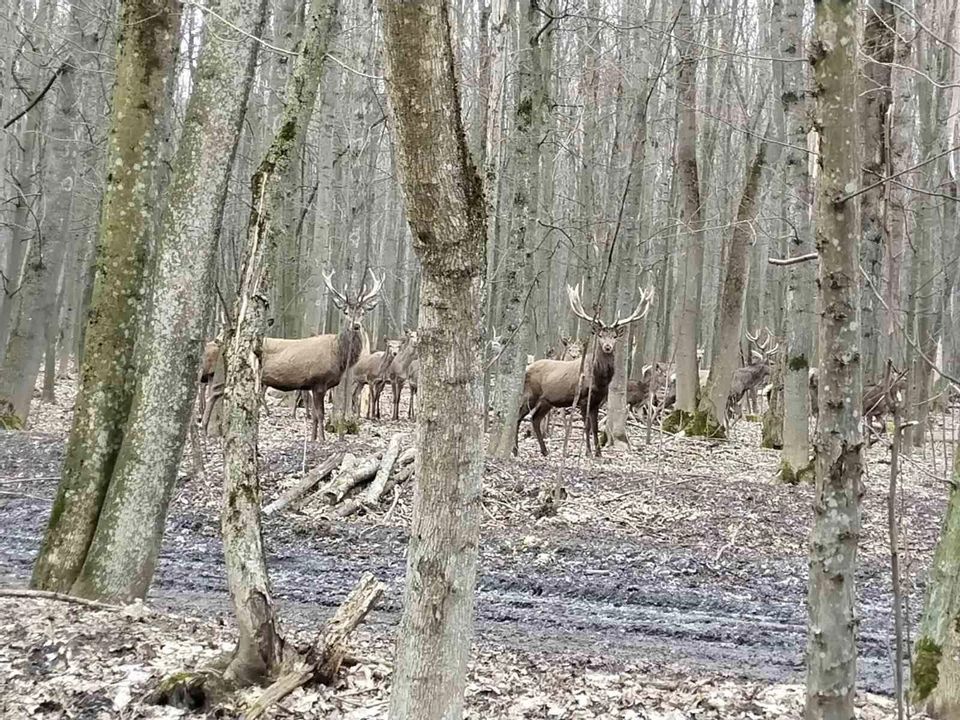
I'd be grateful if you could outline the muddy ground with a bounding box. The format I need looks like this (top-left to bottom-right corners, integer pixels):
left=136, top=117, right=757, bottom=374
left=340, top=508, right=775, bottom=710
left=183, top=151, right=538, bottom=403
left=0, top=378, right=953, bottom=717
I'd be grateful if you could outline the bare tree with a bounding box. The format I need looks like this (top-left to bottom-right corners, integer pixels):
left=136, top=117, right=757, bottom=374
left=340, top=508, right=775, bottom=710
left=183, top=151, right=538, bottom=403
left=378, top=0, right=487, bottom=716
left=30, top=0, right=180, bottom=595
left=668, top=0, right=705, bottom=422
left=804, top=1, right=863, bottom=717
left=774, top=0, right=814, bottom=482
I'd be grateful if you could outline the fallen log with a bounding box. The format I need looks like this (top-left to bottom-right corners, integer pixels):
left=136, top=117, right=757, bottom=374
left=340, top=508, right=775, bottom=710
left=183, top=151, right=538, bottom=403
left=243, top=573, right=384, bottom=719
left=337, top=434, right=407, bottom=518
left=263, top=451, right=344, bottom=516
left=321, top=454, right=379, bottom=505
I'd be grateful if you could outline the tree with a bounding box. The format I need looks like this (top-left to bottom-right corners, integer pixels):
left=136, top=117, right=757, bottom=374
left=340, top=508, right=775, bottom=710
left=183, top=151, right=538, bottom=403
left=65, top=0, right=271, bottom=601
left=775, top=0, right=814, bottom=482
left=913, top=452, right=960, bottom=717
left=0, top=52, right=78, bottom=423
left=666, top=0, right=705, bottom=424
left=804, top=1, right=863, bottom=718
left=378, top=0, right=488, bottom=716
left=30, top=0, right=180, bottom=594
left=693, top=141, right=767, bottom=436
left=489, top=0, right=552, bottom=457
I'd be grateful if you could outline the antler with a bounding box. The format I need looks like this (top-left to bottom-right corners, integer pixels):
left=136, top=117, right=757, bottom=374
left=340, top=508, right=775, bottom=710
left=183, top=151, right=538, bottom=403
left=358, top=269, right=385, bottom=306
left=610, top=287, right=655, bottom=329
left=566, top=284, right=597, bottom=325
left=322, top=269, right=348, bottom=306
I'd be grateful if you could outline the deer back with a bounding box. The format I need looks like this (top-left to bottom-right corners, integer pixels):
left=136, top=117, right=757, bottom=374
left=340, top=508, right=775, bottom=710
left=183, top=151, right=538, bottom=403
left=261, top=335, right=343, bottom=391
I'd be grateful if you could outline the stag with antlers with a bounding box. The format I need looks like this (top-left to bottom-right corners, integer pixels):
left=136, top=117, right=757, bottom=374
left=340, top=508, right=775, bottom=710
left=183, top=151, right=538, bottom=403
left=199, top=270, right=382, bottom=441
left=515, top=285, right=654, bottom=457
left=726, top=329, right=780, bottom=417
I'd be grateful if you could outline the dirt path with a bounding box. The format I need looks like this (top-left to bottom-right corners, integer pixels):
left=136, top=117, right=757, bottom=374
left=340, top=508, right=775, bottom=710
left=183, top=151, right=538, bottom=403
left=1, top=420, right=941, bottom=698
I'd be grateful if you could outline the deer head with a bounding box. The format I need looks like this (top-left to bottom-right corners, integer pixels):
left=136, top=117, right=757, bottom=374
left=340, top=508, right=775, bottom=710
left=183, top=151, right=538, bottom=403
left=385, top=337, right=402, bottom=360
left=566, top=284, right=655, bottom=355
left=323, top=269, right=384, bottom=331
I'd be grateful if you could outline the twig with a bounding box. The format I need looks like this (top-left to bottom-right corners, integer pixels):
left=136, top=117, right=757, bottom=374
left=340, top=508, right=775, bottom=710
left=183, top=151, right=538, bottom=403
left=0, top=490, right=47, bottom=501
left=889, top=414, right=906, bottom=720
left=3, top=63, right=67, bottom=129
left=0, top=587, right=124, bottom=611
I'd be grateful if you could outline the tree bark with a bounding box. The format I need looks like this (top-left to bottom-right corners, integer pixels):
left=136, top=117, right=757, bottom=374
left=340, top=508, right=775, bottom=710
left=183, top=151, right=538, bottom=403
left=489, top=0, right=550, bottom=457
left=30, top=0, right=180, bottom=594
left=693, top=142, right=766, bottom=436
left=804, top=2, right=863, bottom=718
left=914, top=456, right=960, bottom=717
left=669, top=0, right=705, bottom=418
left=776, top=0, right=814, bottom=481
left=66, top=0, right=271, bottom=601
left=378, top=0, right=487, bottom=717
left=220, top=0, right=339, bottom=681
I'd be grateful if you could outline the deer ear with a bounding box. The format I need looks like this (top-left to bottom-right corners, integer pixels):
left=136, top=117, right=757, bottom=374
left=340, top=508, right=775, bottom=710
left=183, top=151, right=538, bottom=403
left=330, top=294, right=347, bottom=311
left=362, top=297, right=380, bottom=311
left=615, top=326, right=626, bottom=338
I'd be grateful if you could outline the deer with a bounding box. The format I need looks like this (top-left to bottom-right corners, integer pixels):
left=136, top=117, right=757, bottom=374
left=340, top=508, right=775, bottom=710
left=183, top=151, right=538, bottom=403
left=388, top=330, right=418, bottom=420
left=809, top=360, right=907, bottom=437
left=627, top=362, right=670, bottom=416
left=199, top=269, right=383, bottom=441
left=727, top=329, right=779, bottom=418
left=514, top=285, right=654, bottom=457
left=352, top=338, right=402, bottom=419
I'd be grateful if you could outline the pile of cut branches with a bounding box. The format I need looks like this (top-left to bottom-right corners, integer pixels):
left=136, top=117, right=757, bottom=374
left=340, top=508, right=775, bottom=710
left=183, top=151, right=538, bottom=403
left=265, top=432, right=414, bottom=519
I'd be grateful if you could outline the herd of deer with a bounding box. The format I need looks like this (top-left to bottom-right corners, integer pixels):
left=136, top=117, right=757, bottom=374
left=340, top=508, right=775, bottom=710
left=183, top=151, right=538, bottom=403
left=195, top=270, right=907, bottom=457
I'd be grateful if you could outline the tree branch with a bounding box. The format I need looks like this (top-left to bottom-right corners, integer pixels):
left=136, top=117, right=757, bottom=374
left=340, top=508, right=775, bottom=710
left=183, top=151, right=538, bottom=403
left=2, top=63, right=68, bottom=129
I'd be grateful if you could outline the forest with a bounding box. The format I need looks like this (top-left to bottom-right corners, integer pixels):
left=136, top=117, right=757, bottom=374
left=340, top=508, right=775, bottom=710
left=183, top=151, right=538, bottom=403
left=0, top=0, right=959, bottom=716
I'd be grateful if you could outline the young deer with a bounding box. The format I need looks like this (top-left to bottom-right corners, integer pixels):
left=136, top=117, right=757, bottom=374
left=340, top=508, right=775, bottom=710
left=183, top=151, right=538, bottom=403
left=515, top=285, right=654, bottom=457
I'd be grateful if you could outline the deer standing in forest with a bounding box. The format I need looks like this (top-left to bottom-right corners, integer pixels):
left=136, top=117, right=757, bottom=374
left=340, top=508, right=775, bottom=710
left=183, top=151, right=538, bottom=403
left=352, top=338, right=402, bottom=419
left=388, top=330, right=418, bottom=420
left=199, top=270, right=382, bottom=440
left=727, top=329, right=779, bottom=418
left=515, top=285, right=654, bottom=457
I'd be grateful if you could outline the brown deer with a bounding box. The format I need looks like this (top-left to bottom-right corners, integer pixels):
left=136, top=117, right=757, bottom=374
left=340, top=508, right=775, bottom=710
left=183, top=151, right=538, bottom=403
left=352, top=338, right=402, bottom=419
left=727, top=329, right=779, bottom=417
left=388, top=330, right=418, bottom=420
left=809, top=360, right=906, bottom=436
left=515, top=285, right=654, bottom=457
left=200, top=270, right=383, bottom=440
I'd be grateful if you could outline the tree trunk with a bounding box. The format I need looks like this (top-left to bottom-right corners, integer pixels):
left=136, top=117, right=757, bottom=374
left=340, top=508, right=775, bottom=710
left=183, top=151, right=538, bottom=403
left=489, top=0, right=550, bottom=457
left=693, top=142, right=766, bottom=436
left=378, top=0, right=487, bottom=717
left=805, top=2, right=863, bottom=718
left=0, top=47, right=81, bottom=423
left=913, top=454, right=960, bottom=717
left=220, top=0, right=339, bottom=679
left=67, top=0, right=272, bottom=601
left=30, top=0, right=180, bottom=594
left=669, top=0, right=704, bottom=419
left=859, top=0, right=893, bottom=385
left=776, top=0, right=814, bottom=481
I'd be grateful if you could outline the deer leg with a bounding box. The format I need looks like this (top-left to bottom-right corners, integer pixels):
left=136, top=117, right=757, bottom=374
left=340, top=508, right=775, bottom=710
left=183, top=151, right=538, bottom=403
left=408, top=387, right=417, bottom=420
left=311, top=389, right=322, bottom=442
left=197, top=383, right=207, bottom=425
left=531, top=403, right=552, bottom=456
left=372, top=380, right=383, bottom=419
left=590, top=406, right=602, bottom=457
left=392, top=380, right=403, bottom=421
left=514, top=397, right=534, bottom=455
left=201, top=384, right=223, bottom=435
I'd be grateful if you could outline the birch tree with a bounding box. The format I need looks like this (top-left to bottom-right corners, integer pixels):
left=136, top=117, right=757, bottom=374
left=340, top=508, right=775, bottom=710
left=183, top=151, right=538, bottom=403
left=378, top=0, right=487, bottom=715
left=804, top=1, right=863, bottom=717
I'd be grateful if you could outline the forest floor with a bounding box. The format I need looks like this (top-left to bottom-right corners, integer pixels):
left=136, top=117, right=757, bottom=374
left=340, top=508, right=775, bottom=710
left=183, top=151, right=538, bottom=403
left=0, top=372, right=952, bottom=719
